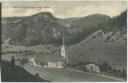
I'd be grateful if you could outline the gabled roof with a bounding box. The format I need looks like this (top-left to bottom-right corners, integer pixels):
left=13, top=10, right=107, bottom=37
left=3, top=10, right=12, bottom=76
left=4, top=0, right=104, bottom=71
left=85, top=60, right=106, bottom=66
left=47, top=54, right=65, bottom=62
left=36, top=51, right=65, bottom=64
left=85, top=62, right=100, bottom=67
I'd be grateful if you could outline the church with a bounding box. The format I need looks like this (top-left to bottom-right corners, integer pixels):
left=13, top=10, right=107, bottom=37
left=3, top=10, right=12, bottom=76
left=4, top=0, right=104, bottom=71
left=44, top=37, right=68, bottom=68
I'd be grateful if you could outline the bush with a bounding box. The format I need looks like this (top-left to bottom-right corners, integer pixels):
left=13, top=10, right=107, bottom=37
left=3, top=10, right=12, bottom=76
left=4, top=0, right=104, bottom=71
left=100, top=63, right=112, bottom=72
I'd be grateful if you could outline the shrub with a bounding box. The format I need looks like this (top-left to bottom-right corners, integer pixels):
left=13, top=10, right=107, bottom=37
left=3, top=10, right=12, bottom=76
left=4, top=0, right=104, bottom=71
left=100, top=63, right=112, bottom=72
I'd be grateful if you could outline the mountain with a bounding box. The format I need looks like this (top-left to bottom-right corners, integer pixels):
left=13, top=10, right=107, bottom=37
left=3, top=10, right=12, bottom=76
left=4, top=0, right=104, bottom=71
left=68, top=11, right=127, bottom=67
left=70, top=14, right=110, bottom=29
left=1, top=12, right=113, bottom=46
left=2, top=12, right=69, bottom=46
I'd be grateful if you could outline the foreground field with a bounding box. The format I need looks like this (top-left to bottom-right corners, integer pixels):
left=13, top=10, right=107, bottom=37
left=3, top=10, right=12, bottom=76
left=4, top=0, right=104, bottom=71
left=1, top=52, right=126, bottom=82
left=1, top=61, right=49, bottom=82
left=24, top=65, right=124, bottom=82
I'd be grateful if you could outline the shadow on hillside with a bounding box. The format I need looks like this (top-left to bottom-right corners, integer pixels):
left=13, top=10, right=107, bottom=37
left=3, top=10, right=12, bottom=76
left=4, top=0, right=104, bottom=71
left=1, top=60, right=50, bottom=82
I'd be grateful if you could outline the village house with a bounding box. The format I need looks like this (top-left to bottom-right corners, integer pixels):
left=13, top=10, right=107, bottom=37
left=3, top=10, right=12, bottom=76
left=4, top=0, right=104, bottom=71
left=85, top=60, right=112, bottom=73
left=45, top=61, right=65, bottom=68
left=85, top=62, right=100, bottom=73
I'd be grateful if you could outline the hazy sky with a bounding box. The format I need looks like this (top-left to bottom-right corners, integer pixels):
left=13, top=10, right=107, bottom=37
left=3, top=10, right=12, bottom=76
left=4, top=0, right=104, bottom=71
left=2, top=1, right=127, bottom=18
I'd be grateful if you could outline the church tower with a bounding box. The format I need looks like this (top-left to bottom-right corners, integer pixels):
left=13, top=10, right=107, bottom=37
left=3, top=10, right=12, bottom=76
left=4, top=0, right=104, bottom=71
left=61, top=37, right=66, bottom=58
left=61, top=37, right=69, bottom=64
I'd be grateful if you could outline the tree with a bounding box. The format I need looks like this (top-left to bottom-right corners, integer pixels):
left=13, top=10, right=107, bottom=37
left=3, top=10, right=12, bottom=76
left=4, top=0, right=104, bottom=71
left=121, top=68, right=127, bottom=78
left=100, top=63, right=112, bottom=72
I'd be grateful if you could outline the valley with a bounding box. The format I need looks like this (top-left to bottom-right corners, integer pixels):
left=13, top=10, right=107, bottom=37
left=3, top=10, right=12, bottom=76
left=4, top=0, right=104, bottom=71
left=1, top=10, right=127, bottom=82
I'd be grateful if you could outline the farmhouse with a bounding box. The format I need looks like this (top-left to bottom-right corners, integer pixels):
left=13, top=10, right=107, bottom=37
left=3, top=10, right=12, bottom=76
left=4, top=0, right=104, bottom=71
left=85, top=62, right=100, bottom=73
left=85, top=60, right=111, bottom=73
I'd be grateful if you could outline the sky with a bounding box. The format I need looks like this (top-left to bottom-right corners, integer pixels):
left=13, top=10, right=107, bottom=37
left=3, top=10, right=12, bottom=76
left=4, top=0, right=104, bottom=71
left=2, top=1, right=127, bottom=18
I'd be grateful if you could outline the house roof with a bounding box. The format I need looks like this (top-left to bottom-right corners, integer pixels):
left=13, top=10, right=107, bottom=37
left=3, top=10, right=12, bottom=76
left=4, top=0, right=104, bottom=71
left=36, top=51, right=66, bottom=64
left=85, top=60, right=106, bottom=66
left=46, top=54, right=65, bottom=62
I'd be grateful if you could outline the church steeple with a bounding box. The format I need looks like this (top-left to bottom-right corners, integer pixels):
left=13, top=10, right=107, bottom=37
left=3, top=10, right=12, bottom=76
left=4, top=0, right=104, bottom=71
left=60, top=37, right=69, bottom=64
left=63, top=37, right=65, bottom=46
left=61, top=37, right=66, bottom=58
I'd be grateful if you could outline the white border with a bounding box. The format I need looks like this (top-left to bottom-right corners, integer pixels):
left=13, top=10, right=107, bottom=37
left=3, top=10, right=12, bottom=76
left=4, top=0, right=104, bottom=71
left=0, top=0, right=128, bottom=83
left=0, top=0, right=127, bottom=1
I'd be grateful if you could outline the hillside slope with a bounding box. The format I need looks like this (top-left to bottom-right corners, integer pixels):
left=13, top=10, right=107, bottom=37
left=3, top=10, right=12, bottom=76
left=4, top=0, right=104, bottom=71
left=68, top=29, right=126, bottom=67
left=68, top=11, right=127, bottom=67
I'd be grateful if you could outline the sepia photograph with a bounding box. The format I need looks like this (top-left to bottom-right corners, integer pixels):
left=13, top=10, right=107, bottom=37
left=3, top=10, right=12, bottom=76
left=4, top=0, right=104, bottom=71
left=1, top=1, right=127, bottom=82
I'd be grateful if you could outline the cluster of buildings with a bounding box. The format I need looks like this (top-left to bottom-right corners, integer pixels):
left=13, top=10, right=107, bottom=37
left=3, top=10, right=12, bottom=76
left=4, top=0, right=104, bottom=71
left=43, top=37, right=67, bottom=68
left=41, top=37, right=102, bottom=73
left=29, top=37, right=103, bottom=73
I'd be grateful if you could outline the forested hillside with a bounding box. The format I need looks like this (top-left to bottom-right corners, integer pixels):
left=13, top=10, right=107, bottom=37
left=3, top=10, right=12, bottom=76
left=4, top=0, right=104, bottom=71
left=2, top=12, right=110, bottom=46
left=68, top=11, right=127, bottom=67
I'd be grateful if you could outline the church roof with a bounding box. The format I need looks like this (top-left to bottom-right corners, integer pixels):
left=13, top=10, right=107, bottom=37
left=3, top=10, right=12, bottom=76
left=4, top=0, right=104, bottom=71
left=36, top=51, right=65, bottom=64
left=47, top=54, right=65, bottom=62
